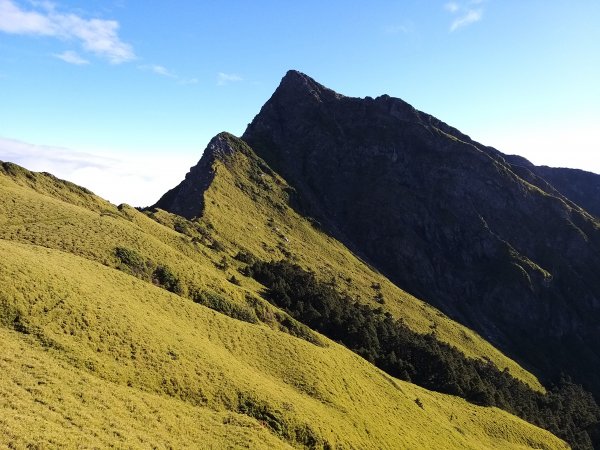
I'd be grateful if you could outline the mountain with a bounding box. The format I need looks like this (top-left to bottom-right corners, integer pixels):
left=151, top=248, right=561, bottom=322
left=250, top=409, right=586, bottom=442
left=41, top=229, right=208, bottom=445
left=0, top=160, right=572, bottom=448
left=238, top=70, right=600, bottom=401
left=152, top=71, right=600, bottom=448
left=3, top=70, right=600, bottom=449
left=152, top=135, right=600, bottom=447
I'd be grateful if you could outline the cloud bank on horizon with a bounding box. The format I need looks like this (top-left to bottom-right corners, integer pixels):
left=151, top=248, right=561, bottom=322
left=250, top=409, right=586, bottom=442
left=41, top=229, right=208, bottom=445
left=0, top=137, right=196, bottom=207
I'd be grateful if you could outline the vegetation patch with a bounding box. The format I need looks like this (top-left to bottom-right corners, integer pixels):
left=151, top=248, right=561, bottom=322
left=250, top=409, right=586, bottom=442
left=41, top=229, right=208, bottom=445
left=190, top=289, right=258, bottom=324
left=115, top=246, right=257, bottom=322
left=152, top=265, right=184, bottom=295
left=236, top=392, right=330, bottom=449
left=244, top=294, right=324, bottom=346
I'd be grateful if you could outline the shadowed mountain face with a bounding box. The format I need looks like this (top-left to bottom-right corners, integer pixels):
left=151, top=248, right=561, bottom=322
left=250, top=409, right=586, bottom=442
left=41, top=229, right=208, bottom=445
left=501, top=154, right=600, bottom=218
left=240, top=70, right=600, bottom=395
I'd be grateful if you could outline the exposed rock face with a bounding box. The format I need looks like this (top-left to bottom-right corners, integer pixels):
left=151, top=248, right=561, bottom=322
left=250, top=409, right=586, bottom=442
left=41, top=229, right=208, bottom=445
left=531, top=166, right=600, bottom=218
left=153, top=133, right=235, bottom=219
left=242, top=71, right=600, bottom=394
left=501, top=154, right=600, bottom=218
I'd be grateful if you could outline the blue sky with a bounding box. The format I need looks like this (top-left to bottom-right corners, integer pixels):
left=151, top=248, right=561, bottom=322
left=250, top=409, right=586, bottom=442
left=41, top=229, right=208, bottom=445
left=1, top=0, right=599, bottom=206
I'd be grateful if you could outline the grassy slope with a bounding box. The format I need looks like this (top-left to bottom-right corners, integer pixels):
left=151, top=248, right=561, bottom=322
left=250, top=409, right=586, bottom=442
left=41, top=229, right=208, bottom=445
left=0, top=161, right=564, bottom=448
left=193, top=135, right=544, bottom=391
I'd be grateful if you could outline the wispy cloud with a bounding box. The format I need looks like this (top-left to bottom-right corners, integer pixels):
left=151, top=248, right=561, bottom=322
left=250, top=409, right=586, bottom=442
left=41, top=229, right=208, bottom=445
left=53, top=50, right=89, bottom=65
left=179, top=77, right=199, bottom=85
left=217, top=72, right=242, bottom=86
left=139, top=64, right=199, bottom=85
left=139, top=64, right=176, bottom=78
left=0, top=0, right=134, bottom=63
left=0, top=136, right=196, bottom=206
left=444, top=0, right=485, bottom=32
left=0, top=137, right=117, bottom=172
left=450, top=9, right=483, bottom=31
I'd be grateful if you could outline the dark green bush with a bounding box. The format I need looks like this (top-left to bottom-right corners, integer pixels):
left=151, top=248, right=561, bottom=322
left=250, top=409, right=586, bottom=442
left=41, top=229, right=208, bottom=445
left=191, top=290, right=258, bottom=324
left=115, top=247, right=149, bottom=277
left=236, top=392, right=328, bottom=448
left=152, top=265, right=183, bottom=294
left=234, top=250, right=256, bottom=265
left=216, top=256, right=229, bottom=270
left=228, top=275, right=241, bottom=286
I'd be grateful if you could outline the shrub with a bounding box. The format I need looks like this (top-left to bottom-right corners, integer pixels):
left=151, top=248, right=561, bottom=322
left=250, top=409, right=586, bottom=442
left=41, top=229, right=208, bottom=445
left=152, top=265, right=183, bottom=294
left=191, top=290, right=258, bottom=324
left=115, top=247, right=149, bottom=277
left=234, top=250, right=256, bottom=265
left=215, top=256, right=229, bottom=270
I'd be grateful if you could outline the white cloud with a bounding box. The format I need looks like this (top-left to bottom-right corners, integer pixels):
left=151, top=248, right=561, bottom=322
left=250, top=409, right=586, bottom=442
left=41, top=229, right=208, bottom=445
left=450, top=9, right=483, bottom=31
left=28, top=1, right=56, bottom=12
left=444, top=0, right=485, bottom=32
left=217, top=72, right=242, bottom=86
left=179, top=77, right=199, bottom=85
left=54, top=50, right=89, bottom=65
left=138, top=64, right=199, bottom=85
left=0, top=136, right=196, bottom=207
left=139, top=64, right=176, bottom=78
left=0, top=0, right=134, bottom=63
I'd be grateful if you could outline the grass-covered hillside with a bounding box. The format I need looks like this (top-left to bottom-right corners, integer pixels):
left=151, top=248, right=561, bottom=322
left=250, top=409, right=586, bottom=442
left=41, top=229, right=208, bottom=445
left=165, top=134, right=544, bottom=391
left=0, top=159, right=568, bottom=449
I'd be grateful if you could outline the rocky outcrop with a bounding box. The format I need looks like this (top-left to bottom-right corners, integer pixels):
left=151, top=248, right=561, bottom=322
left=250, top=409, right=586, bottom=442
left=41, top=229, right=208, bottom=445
left=242, top=70, right=600, bottom=395
left=153, top=133, right=236, bottom=219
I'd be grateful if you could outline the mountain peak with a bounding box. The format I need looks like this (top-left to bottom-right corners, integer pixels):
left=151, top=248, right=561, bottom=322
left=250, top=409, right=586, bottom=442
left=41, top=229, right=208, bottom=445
left=151, top=132, right=240, bottom=219
left=204, top=132, right=237, bottom=160
left=273, top=70, right=344, bottom=103
left=240, top=70, right=600, bottom=406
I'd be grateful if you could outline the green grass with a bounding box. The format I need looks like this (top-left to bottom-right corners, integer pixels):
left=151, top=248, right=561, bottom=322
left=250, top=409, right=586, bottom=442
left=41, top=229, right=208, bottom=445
left=0, top=240, right=566, bottom=449
left=0, top=158, right=566, bottom=448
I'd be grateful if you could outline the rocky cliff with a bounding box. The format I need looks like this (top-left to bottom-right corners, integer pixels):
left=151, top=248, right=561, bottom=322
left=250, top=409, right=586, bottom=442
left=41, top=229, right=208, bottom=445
left=241, top=70, right=600, bottom=396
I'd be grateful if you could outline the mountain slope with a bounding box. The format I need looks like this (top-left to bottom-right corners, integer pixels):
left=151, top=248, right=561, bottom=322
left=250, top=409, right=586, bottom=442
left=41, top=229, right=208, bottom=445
left=241, top=70, right=600, bottom=399
left=0, top=162, right=569, bottom=449
left=153, top=133, right=600, bottom=448
left=153, top=133, right=542, bottom=391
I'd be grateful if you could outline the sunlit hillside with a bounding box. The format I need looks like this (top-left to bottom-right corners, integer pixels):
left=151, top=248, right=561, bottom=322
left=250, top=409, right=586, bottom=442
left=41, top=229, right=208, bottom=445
left=0, top=159, right=567, bottom=449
